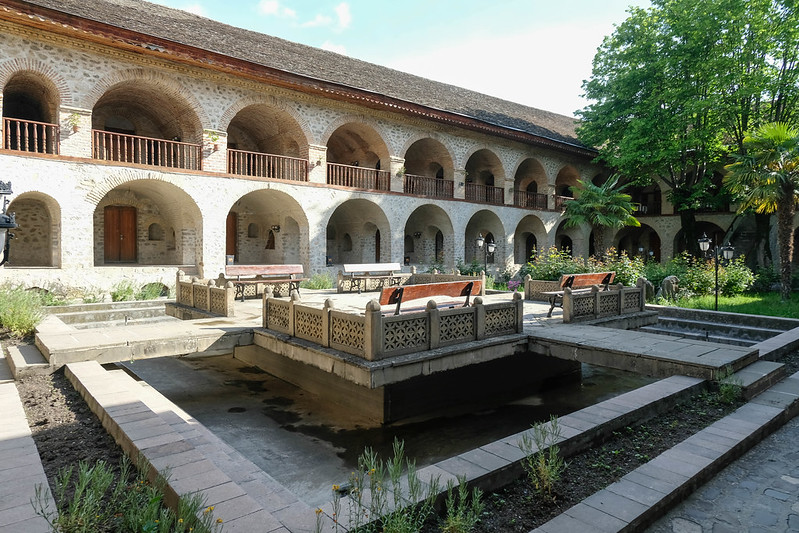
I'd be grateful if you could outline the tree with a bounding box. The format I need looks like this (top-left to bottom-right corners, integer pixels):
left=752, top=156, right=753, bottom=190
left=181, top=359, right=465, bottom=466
left=578, top=0, right=799, bottom=256
left=562, top=175, right=640, bottom=258
left=725, top=122, right=799, bottom=300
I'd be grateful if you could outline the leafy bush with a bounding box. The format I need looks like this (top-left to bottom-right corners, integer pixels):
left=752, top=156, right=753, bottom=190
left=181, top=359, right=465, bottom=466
left=456, top=258, right=485, bottom=275
left=441, top=475, right=484, bottom=533
left=301, top=273, right=334, bottom=290
left=720, top=257, right=755, bottom=296
left=0, top=285, right=44, bottom=337
left=518, top=415, right=568, bottom=500
left=751, top=266, right=779, bottom=293
left=521, top=246, right=589, bottom=281
left=137, top=282, right=168, bottom=300
left=598, top=248, right=644, bottom=286
left=110, top=281, right=136, bottom=302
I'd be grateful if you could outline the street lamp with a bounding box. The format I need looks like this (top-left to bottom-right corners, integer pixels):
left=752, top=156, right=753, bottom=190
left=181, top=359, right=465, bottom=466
left=698, top=233, right=734, bottom=311
left=476, top=233, right=495, bottom=274
left=0, top=181, right=17, bottom=266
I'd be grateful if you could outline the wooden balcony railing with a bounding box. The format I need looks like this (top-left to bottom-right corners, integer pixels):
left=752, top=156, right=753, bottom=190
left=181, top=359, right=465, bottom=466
left=3, top=118, right=59, bottom=154
left=228, top=149, right=308, bottom=181
left=465, top=183, right=504, bottom=205
left=327, top=162, right=390, bottom=191
left=92, top=130, right=202, bottom=170
left=555, top=195, right=573, bottom=210
left=403, top=174, right=454, bottom=198
left=513, top=190, right=548, bottom=210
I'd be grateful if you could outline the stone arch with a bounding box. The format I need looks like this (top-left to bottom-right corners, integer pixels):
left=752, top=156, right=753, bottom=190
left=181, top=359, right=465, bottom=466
left=6, top=191, right=61, bottom=267
left=555, top=164, right=580, bottom=197
left=325, top=199, right=391, bottom=265
left=403, top=204, right=455, bottom=268
left=323, top=119, right=391, bottom=170
left=513, top=158, right=548, bottom=209
left=92, top=179, right=202, bottom=266
left=464, top=148, right=506, bottom=202
left=614, top=224, right=662, bottom=263
left=465, top=210, right=506, bottom=272
left=226, top=189, right=309, bottom=265
left=674, top=221, right=725, bottom=257
left=0, top=58, right=71, bottom=108
left=219, top=95, right=313, bottom=149
left=514, top=215, right=547, bottom=264
left=86, top=69, right=205, bottom=143
left=402, top=137, right=455, bottom=180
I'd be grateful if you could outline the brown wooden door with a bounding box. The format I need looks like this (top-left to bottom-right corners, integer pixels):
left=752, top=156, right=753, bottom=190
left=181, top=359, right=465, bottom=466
left=104, top=206, right=136, bottom=263
left=226, top=212, right=237, bottom=260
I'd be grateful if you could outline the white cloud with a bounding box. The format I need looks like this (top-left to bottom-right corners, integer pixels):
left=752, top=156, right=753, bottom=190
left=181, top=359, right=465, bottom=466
left=334, top=3, right=351, bottom=30
left=321, top=41, right=348, bottom=55
left=182, top=3, right=206, bottom=16
left=257, top=0, right=296, bottom=18
left=301, top=13, right=332, bottom=28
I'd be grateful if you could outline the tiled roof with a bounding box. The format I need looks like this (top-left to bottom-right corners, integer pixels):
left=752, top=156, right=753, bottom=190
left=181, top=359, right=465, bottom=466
left=19, top=0, right=588, bottom=150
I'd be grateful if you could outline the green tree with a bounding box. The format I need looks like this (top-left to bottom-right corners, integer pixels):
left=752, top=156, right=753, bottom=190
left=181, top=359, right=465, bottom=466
left=578, top=0, right=799, bottom=256
left=562, top=175, right=640, bottom=257
left=725, top=122, right=799, bottom=300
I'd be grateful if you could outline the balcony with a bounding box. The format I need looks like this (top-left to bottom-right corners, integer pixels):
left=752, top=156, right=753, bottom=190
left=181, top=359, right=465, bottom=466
left=3, top=118, right=59, bottom=154
left=327, top=162, right=390, bottom=191
left=513, top=190, right=548, bottom=210
left=404, top=174, right=453, bottom=199
left=465, top=183, right=504, bottom=205
left=228, top=149, right=308, bottom=181
left=92, top=130, right=202, bottom=170
left=555, top=195, right=573, bottom=210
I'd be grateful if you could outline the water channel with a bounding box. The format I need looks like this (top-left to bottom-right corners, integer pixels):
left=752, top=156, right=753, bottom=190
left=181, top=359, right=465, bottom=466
left=120, top=353, right=654, bottom=507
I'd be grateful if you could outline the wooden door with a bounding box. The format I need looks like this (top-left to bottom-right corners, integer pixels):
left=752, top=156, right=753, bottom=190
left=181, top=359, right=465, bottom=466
left=226, top=212, right=237, bottom=260
left=104, top=206, right=136, bottom=263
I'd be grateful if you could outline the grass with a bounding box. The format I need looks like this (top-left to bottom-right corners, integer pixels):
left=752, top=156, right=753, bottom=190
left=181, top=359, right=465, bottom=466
left=0, top=285, right=44, bottom=337
left=674, top=292, right=799, bottom=318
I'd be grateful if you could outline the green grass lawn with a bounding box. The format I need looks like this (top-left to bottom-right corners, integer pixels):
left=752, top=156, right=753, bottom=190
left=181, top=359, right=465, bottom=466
left=675, top=292, right=799, bottom=318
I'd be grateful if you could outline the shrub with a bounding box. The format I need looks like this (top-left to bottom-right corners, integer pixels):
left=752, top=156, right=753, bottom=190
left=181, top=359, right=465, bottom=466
left=719, top=257, right=755, bottom=296
left=301, top=273, right=334, bottom=290
left=522, top=246, right=589, bottom=281
left=440, top=475, right=484, bottom=533
left=0, top=285, right=43, bottom=337
left=599, top=248, right=644, bottom=286
left=518, top=415, right=568, bottom=500
left=456, top=258, right=484, bottom=275
left=137, top=282, right=169, bottom=300
left=110, top=281, right=136, bottom=302
left=751, top=266, right=779, bottom=293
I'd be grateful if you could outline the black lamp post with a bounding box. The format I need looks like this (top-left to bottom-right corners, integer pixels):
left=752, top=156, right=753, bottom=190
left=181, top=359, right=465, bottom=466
left=476, top=233, right=495, bottom=274
left=0, top=181, right=17, bottom=266
left=698, top=233, right=734, bottom=311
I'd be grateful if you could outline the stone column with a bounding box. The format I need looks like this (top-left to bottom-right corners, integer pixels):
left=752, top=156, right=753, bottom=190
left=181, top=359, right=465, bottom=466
left=308, top=144, right=327, bottom=184
left=59, top=107, right=92, bottom=159
left=202, top=129, right=227, bottom=173
left=389, top=156, right=405, bottom=193
left=454, top=170, right=467, bottom=200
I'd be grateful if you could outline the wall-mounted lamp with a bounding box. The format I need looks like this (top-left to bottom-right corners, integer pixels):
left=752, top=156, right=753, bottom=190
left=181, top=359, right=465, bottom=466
left=414, top=232, right=422, bottom=239
left=0, top=181, right=17, bottom=266
left=271, top=225, right=281, bottom=233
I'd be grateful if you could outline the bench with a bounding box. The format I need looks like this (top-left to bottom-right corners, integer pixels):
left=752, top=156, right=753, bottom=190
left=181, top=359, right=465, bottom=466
left=343, top=262, right=403, bottom=293
left=378, top=280, right=482, bottom=315
left=224, top=264, right=309, bottom=302
left=541, top=272, right=615, bottom=317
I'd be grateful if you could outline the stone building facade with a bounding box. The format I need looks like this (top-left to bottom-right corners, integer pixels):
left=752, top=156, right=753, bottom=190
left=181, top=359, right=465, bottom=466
left=0, top=0, right=748, bottom=294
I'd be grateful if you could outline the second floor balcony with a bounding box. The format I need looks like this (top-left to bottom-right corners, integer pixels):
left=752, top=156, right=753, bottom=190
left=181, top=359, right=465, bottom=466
left=466, top=182, right=504, bottom=205
left=403, top=174, right=453, bottom=199
left=3, top=117, right=59, bottom=154
left=228, top=149, right=308, bottom=181
left=327, top=162, right=390, bottom=191
left=92, top=130, right=202, bottom=170
left=513, top=190, right=548, bottom=210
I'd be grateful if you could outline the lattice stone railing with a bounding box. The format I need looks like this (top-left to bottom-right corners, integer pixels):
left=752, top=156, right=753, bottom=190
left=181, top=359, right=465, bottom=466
left=175, top=270, right=235, bottom=316
left=262, top=289, right=524, bottom=361
left=562, top=279, right=646, bottom=323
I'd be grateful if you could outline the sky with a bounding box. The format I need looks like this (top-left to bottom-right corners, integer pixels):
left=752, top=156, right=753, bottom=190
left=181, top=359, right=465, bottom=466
left=149, top=0, right=651, bottom=117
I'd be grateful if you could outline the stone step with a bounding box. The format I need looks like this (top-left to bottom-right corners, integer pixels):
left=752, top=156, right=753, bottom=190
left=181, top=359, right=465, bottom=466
left=639, top=325, right=760, bottom=347
left=6, top=344, right=49, bottom=379
left=653, top=316, right=784, bottom=342
left=648, top=305, right=799, bottom=332
left=732, top=360, right=786, bottom=400
left=71, top=314, right=182, bottom=330
left=54, top=304, right=168, bottom=325
left=44, top=299, right=170, bottom=315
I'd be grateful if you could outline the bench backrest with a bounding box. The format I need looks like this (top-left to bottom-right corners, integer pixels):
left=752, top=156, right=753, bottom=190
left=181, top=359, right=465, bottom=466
left=559, top=271, right=615, bottom=289
left=378, top=280, right=482, bottom=306
left=225, top=264, right=304, bottom=277
left=343, top=262, right=402, bottom=274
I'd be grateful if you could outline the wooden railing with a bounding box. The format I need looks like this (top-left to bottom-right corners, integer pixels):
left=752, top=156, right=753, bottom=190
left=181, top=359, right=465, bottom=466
left=92, top=130, right=202, bottom=170
left=403, top=174, right=454, bottom=198
left=3, top=118, right=59, bottom=154
left=327, top=162, right=390, bottom=191
left=555, top=195, right=573, bottom=210
left=513, top=190, right=548, bottom=210
left=228, top=149, right=308, bottom=181
left=465, top=183, right=504, bottom=205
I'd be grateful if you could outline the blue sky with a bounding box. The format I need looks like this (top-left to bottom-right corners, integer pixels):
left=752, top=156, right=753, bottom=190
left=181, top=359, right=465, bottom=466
left=150, top=0, right=651, bottom=117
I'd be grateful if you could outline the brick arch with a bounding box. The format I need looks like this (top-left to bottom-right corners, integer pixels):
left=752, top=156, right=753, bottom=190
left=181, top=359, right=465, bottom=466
left=0, top=58, right=72, bottom=107
left=7, top=191, right=62, bottom=268
left=84, top=169, right=200, bottom=214
left=219, top=95, right=313, bottom=146
left=399, top=132, right=457, bottom=163
left=82, top=68, right=207, bottom=133
left=319, top=114, right=391, bottom=153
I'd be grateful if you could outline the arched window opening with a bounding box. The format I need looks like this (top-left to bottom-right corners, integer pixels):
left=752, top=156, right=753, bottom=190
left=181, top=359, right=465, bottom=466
left=435, top=230, right=444, bottom=262
left=265, top=230, right=276, bottom=250
left=525, top=234, right=537, bottom=263
left=404, top=235, right=414, bottom=253
left=343, top=233, right=353, bottom=252
left=148, top=223, right=164, bottom=241
left=375, top=230, right=381, bottom=262
left=248, top=223, right=259, bottom=238
left=2, top=73, right=58, bottom=153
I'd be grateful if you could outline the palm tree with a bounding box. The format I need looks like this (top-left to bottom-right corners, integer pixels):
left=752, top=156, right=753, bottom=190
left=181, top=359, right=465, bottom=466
left=562, top=175, right=640, bottom=258
left=725, top=122, right=799, bottom=301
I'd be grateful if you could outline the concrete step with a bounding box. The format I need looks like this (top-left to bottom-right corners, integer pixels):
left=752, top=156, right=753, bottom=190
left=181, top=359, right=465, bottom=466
left=648, top=305, right=799, bottom=332
left=44, top=299, right=170, bottom=315
left=653, top=316, right=783, bottom=342
left=6, top=344, right=50, bottom=379
left=639, top=325, right=760, bottom=347
left=53, top=303, right=169, bottom=325
left=732, top=360, right=786, bottom=400
left=71, top=314, right=182, bottom=330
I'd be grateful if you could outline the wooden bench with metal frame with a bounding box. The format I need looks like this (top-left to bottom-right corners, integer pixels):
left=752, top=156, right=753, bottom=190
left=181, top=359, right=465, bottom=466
left=343, top=262, right=403, bottom=293
left=224, top=264, right=309, bottom=302
left=378, top=280, right=482, bottom=315
left=541, top=272, right=615, bottom=317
